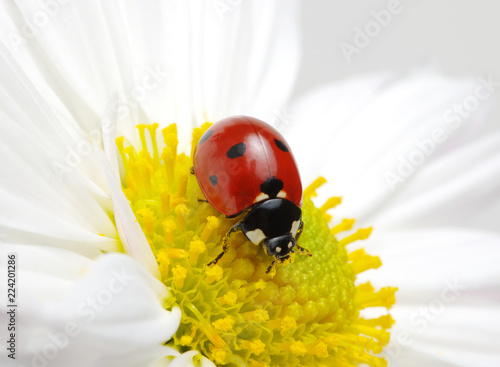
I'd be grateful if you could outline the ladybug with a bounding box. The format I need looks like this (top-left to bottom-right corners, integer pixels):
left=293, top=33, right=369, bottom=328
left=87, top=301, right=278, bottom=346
left=193, top=115, right=311, bottom=273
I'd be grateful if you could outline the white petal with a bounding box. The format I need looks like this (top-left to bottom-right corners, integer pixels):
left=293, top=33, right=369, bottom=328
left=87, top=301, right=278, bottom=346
left=369, top=132, right=500, bottom=233
left=355, top=228, right=500, bottom=296
left=0, top=24, right=155, bottom=272
left=99, top=149, right=161, bottom=279
left=287, top=72, right=395, bottom=182
left=385, top=304, right=500, bottom=367
left=356, top=228, right=500, bottom=366
left=0, top=0, right=300, bottom=151
left=288, top=72, right=498, bottom=231
left=0, top=92, right=118, bottom=257
left=0, top=244, right=180, bottom=367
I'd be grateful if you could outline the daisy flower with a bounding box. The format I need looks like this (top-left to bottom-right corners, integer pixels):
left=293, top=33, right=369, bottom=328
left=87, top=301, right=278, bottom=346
left=0, top=1, right=498, bottom=367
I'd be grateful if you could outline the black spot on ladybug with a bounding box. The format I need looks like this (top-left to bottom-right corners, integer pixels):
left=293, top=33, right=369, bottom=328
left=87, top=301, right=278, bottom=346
left=198, top=129, right=214, bottom=146
left=260, top=177, right=284, bottom=198
left=274, top=139, right=289, bottom=152
left=209, top=175, right=218, bottom=186
left=226, top=142, right=246, bottom=159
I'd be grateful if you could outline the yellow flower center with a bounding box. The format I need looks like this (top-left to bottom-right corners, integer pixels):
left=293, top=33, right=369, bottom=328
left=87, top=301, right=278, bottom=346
left=117, top=123, right=397, bottom=367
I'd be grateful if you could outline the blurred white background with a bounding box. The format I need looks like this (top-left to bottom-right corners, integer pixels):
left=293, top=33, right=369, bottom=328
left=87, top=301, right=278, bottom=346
left=294, top=0, right=500, bottom=97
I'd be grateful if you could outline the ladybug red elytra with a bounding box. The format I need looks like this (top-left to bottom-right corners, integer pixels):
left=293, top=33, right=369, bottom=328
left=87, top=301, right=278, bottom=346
left=193, top=115, right=311, bottom=273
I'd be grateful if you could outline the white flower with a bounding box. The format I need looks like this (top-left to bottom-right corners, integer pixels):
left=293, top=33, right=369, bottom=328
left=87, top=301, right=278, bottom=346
left=0, top=1, right=499, bottom=367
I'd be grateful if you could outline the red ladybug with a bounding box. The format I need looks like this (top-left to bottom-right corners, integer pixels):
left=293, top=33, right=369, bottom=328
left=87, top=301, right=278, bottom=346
left=193, top=115, right=311, bottom=273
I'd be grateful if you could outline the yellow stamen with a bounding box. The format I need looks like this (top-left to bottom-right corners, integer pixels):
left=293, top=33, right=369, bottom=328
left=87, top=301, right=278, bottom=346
left=191, top=122, right=213, bottom=158
left=189, top=238, right=206, bottom=265
left=320, top=196, right=342, bottom=213
left=166, top=248, right=187, bottom=259
left=179, top=326, right=198, bottom=346
left=200, top=216, right=219, bottom=242
left=241, top=339, right=266, bottom=355
left=348, top=249, right=382, bottom=274
left=179, top=335, right=193, bottom=346
left=156, top=249, right=170, bottom=276
left=205, top=265, right=223, bottom=284
left=162, top=219, right=176, bottom=244
left=172, top=265, right=187, bottom=289
left=330, top=218, right=355, bottom=235
left=356, top=315, right=395, bottom=329
left=175, top=204, right=189, bottom=230
left=242, top=309, right=269, bottom=322
left=146, top=123, right=160, bottom=166
left=355, top=283, right=397, bottom=309
left=213, top=316, right=236, bottom=332
left=339, top=227, right=373, bottom=247
left=137, top=124, right=148, bottom=154
left=116, top=136, right=129, bottom=173
left=160, top=191, right=171, bottom=214
left=176, top=171, right=189, bottom=199
left=210, top=347, right=227, bottom=365
left=136, top=208, right=155, bottom=235
left=279, top=340, right=307, bottom=355
left=304, top=176, right=326, bottom=197
left=217, top=291, right=238, bottom=306
left=267, top=315, right=297, bottom=336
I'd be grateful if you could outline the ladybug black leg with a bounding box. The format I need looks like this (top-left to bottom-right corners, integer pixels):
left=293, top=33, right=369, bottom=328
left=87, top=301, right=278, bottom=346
left=190, top=166, right=195, bottom=175
left=266, top=255, right=290, bottom=274
left=294, top=220, right=312, bottom=257
left=295, top=243, right=312, bottom=257
left=266, top=258, right=278, bottom=274
left=295, top=220, right=304, bottom=242
left=197, top=198, right=209, bottom=203
left=207, top=222, right=242, bottom=267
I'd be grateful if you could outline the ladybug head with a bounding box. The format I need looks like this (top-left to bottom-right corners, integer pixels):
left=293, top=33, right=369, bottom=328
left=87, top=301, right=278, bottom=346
left=263, top=233, right=295, bottom=258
